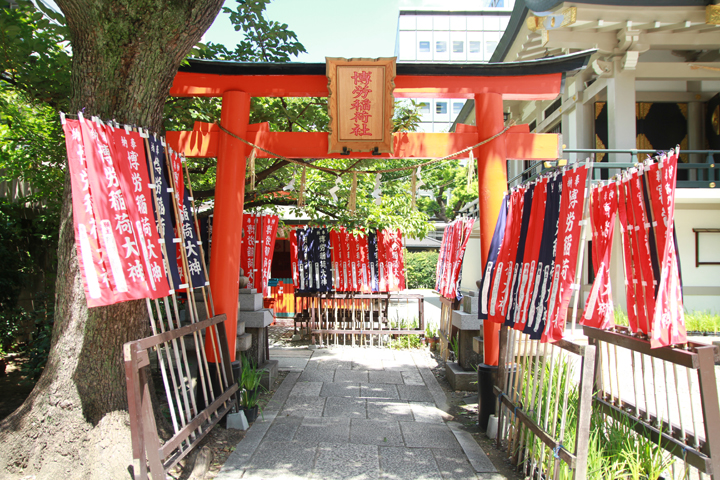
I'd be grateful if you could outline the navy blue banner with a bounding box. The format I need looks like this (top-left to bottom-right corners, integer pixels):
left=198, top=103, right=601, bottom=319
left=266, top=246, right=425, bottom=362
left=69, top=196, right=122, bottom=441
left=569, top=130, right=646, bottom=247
left=181, top=190, right=207, bottom=288
left=316, top=228, right=333, bottom=292
left=525, top=175, right=562, bottom=339
left=368, top=230, right=379, bottom=292
left=147, top=136, right=182, bottom=290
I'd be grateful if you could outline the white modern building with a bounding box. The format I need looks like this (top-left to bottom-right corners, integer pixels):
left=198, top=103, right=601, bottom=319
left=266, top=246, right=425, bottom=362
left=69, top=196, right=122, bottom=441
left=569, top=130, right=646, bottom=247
left=394, top=2, right=515, bottom=132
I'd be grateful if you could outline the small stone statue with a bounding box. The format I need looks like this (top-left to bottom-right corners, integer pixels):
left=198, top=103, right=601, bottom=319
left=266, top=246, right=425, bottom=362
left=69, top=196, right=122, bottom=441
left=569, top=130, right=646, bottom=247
left=239, top=267, right=249, bottom=289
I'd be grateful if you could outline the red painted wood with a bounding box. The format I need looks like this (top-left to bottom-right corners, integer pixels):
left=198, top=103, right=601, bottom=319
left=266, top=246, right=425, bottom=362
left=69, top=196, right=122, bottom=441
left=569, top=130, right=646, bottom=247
left=169, top=72, right=563, bottom=100
left=167, top=126, right=560, bottom=161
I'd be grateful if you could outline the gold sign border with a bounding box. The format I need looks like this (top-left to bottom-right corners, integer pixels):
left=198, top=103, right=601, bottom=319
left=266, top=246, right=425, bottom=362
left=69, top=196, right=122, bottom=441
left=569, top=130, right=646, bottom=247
left=326, top=57, right=396, bottom=154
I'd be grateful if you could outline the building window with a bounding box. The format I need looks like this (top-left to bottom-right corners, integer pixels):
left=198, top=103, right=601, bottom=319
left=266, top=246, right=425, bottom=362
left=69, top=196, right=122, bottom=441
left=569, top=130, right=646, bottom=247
left=452, top=41, right=464, bottom=53
left=436, top=41, right=447, bottom=53
left=418, top=102, right=430, bottom=113
left=419, top=41, right=430, bottom=52
left=486, top=40, right=498, bottom=57
left=469, top=41, right=481, bottom=53
left=436, top=102, right=448, bottom=114
left=453, top=102, right=464, bottom=115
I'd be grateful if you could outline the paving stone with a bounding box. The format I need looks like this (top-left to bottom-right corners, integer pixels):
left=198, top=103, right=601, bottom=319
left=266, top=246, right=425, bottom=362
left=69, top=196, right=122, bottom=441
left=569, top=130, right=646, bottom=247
left=409, top=402, right=446, bottom=423
left=290, top=381, right=323, bottom=397
left=432, top=448, right=479, bottom=480
left=378, top=446, right=442, bottom=480
left=447, top=421, right=497, bottom=473
left=279, top=395, right=326, bottom=417
left=400, top=421, right=460, bottom=449
left=366, top=400, right=413, bottom=422
left=382, top=358, right=417, bottom=371
left=242, top=440, right=317, bottom=480
left=312, top=442, right=380, bottom=480
left=360, top=383, right=399, bottom=400
left=264, top=372, right=300, bottom=412
left=350, top=419, right=405, bottom=446
left=401, top=370, right=425, bottom=385
left=294, top=416, right=351, bottom=445
left=352, top=361, right=385, bottom=371
left=397, top=384, right=435, bottom=403
left=368, top=370, right=404, bottom=384
left=321, top=382, right=361, bottom=397
left=298, top=369, right=335, bottom=383
left=324, top=397, right=367, bottom=419
left=317, top=360, right=353, bottom=370
left=263, top=415, right=302, bottom=442
left=276, top=357, right=309, bottom=372
left=334, top=369, right=370, bottom=383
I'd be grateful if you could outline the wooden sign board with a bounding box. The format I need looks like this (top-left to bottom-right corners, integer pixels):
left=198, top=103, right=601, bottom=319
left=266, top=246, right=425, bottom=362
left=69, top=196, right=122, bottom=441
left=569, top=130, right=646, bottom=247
left=327, top=57, right=395, bottom=154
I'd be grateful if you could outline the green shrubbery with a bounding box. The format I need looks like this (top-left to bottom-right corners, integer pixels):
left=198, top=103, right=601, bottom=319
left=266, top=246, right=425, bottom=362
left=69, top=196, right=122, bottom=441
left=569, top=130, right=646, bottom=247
left=405, top=250, right=439, bottom=289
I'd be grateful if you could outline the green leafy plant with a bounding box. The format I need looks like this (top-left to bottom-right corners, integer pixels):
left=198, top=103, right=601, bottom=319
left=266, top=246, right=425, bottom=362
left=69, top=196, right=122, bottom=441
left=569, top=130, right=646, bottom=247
left=449, top=333, right=460, bottom=361
left=386, top=334, right=423, bottom=350
left=239, top=355, right=265, bottom=409
left=405, top=250, right=439, bottom=289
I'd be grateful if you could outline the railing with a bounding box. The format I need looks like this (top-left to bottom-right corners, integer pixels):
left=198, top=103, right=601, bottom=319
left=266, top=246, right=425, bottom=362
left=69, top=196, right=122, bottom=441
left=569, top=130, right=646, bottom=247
left=585, top=325, right=720, bottom=479
left=509, top=149, right=720, bottom=188
left=438, top=295, right=461, bottom=361
left=124, top=314, right=237, bottom=480
left=294, top=292, right=425, bottom=347
left=494, top=326, right=596, bottom=480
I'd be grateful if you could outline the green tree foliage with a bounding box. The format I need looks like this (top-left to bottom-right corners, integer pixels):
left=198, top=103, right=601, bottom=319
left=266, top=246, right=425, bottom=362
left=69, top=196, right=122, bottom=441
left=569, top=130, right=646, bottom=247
left=404, top=250, right=439, bottom=289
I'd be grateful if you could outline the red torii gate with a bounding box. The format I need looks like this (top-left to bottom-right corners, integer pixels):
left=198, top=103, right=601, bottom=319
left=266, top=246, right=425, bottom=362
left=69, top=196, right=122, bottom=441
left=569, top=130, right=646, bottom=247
left=167, top=52, right=592, bottom=366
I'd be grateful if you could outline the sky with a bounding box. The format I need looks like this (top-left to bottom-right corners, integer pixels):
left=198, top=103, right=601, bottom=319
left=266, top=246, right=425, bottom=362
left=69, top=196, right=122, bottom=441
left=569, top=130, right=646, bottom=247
left=202, top=0, right=489, bottom=63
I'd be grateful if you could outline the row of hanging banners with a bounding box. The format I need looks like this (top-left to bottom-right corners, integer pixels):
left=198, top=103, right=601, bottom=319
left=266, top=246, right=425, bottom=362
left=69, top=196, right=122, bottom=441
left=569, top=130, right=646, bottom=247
left=435, top=218, right=476, bottom=301
left=61, top=113, right=207, bottom=307
left=477, top=148, right=685, bottom=349
left=288, top=227, right=406, bottom=294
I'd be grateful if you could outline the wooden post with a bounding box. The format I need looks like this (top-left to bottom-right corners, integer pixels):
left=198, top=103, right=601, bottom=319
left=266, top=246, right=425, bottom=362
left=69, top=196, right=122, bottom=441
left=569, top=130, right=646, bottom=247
left=474, top=92, right=507, bottom=367
left=207, top=90, right=250, bottom=363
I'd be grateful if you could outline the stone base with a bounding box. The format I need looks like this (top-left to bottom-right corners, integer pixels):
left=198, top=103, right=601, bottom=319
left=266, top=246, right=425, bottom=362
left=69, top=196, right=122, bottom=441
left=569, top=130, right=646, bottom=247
left=236, top=333, right=252, bottom=356
left=259, top=359, right=278, bottom=391
left=226, top=410, right=249, bottom=431
left=238, top=291, right=263, bottom=312
left=445, top=361, right=477, bottom=392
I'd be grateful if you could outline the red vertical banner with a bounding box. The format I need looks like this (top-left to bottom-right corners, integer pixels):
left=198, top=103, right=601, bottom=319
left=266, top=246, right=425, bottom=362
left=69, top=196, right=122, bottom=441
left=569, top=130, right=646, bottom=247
left=290, top=228, right=299, bottom=287
left=357, top=234, right=371, bottom=293
left=516, top=178, right=548, bottom=330
left=435, top=226, right=450, bottom=292
left=580, top=179, right=617, bottom=331
left=329, top=229, right=340, bottom=291
left=63, top=119, right=115, bottom=307
left=260, top=215, right=279, bottom=296
left=168, top=147, right=184, bottom=212
left=241, top=214, right=259, bottom=288
left=384, top=229, right=404, bottom=292
left=651, top=151, right=686, bottom=348
left=617, top=178, right=640, bottom=333
left=627, top=170, right=656, bottom=334
left=80, top=117, right=150, bottom=301
left=111, top=127, right=171, bottom=299
left=544, top=166, right=588, bottom=342
left=377, top=229, right=387, bottom=292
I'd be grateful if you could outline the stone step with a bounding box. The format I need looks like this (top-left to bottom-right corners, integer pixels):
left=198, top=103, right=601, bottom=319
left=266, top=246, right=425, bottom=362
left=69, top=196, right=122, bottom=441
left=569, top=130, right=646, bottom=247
left=236, top=332, right=252, bottom=353
left=242, top=309, right=274, bottom=329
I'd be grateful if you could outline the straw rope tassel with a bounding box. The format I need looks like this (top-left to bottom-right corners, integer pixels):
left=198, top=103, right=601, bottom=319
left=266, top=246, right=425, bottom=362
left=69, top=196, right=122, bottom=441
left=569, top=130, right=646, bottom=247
left=411, top=169, right=417, bottom=210
left=248, top=148, right=257, bottom=191
left=467, top=151, right=474, bottom=188
left=348, top=172, right=357, bottom=213
left=298, top=166, right=306, bottom=207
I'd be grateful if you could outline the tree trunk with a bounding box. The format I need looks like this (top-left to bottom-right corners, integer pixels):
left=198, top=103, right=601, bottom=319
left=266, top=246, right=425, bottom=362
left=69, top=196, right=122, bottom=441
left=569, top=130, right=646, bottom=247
left=0, top=1, right=223, bottom=478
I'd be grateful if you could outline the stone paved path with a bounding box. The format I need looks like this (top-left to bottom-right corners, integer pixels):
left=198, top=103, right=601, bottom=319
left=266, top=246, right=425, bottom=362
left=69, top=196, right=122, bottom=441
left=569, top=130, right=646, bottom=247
left=217, top=347, right=505, bottom=480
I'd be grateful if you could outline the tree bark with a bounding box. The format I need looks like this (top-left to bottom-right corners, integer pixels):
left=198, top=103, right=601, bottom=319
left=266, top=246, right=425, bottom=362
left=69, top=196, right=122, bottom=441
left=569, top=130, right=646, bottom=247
left=0, top=1, right=223, bottom=478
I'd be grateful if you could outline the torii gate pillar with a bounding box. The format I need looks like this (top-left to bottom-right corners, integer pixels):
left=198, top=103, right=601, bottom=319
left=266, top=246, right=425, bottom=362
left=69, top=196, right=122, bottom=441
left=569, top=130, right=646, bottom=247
left=207, top=90, right=250, bottom=363
left=474, top=93, right=506, bottom=367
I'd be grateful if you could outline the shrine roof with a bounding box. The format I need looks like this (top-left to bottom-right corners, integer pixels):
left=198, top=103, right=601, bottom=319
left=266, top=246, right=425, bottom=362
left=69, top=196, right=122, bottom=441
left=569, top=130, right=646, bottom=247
left=178, top=50, right=593, bottom=77
left=171, top=50, right=593, bottom=100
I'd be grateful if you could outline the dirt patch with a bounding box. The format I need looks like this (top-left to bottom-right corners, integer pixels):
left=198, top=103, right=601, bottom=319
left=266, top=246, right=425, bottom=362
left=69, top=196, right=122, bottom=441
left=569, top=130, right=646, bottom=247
left=424, top=348, right=524, bottom=480
left=0, top=354, right=36, bottom=421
